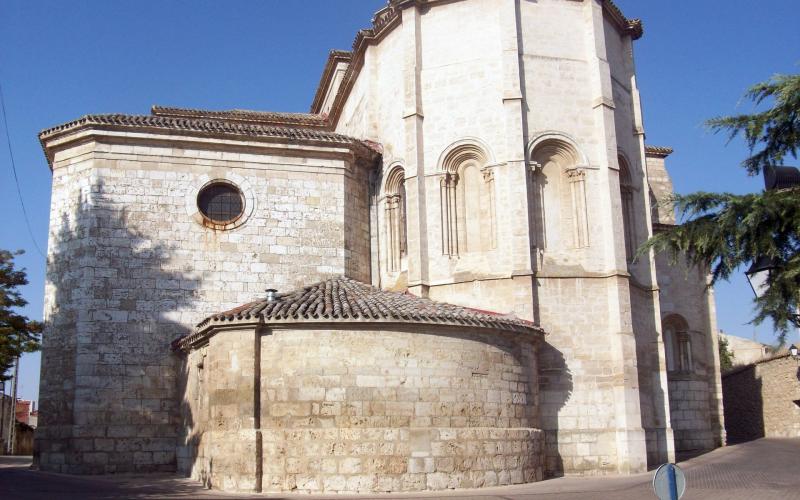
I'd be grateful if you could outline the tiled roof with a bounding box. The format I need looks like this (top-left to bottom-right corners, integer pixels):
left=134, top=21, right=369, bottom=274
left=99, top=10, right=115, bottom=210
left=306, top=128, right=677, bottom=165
left=39, top=113, right=378, bottom=166
left=151, top=105, right=329, bottom=128
left=645, top=145, right=674, bottom=157
left=601, top=0, right=643, bottom=40
left=175, top=276, right=544, bottom=351
left=39, top=113, right=355, bottom=143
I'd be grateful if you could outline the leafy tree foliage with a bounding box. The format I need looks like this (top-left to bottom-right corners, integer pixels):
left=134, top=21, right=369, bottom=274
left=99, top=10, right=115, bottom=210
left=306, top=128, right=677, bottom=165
left=0, top=250, right=41, bottom=381
left=641, top=74, right=800, bottom=343
left=718, top=335, right=734, bottom=372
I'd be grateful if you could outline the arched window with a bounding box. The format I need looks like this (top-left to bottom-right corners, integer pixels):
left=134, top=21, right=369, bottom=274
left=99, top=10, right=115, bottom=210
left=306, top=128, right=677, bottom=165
left=663, top=315, right=693, bottom=373
left=618, top=155, right=636, bottom=262
left=530, top=138, right=588, bottom=250
left=440, top=143, right=496, bottom=256
left=385, top=166, right=407, bottom=272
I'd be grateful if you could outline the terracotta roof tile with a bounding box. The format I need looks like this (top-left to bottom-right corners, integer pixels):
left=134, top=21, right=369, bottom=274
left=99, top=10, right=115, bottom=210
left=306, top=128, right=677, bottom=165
left=38, top=113, right=379, bottom=166
left=645, top=145, right=674, bottom=157
left=151, top=105, right=329, bottom=128
left=174, top=276, right=544, bottom=351
left=39, top=113, right=354, bottom=143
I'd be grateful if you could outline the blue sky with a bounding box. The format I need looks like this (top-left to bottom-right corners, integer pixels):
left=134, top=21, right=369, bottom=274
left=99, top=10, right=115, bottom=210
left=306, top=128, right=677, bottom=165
left=0, top=1, right=798, bottom=403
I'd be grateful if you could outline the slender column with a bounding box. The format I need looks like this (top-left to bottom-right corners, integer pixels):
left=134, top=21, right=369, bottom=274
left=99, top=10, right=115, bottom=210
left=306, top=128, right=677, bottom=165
left=401, top=5, right=428, bottom=296
left=499, top=0, right=532, bottom=276
left=567, top=168, right=589, bottom=248
left=482, top=167, right=497, bottom=250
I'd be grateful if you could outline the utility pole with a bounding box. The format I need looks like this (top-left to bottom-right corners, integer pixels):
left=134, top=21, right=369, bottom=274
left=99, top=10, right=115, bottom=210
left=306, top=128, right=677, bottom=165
left=6, top=357, right=19, bottom=455
left=0, top=380, right=5, bottom=453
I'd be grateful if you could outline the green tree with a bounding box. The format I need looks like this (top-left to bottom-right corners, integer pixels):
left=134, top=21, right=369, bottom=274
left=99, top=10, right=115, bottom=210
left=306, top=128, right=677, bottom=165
left=0, top=250, right=42, bottom=381
left=640, top=74, right=800, bottom=343
left=718, top=335, right=734, bottom=372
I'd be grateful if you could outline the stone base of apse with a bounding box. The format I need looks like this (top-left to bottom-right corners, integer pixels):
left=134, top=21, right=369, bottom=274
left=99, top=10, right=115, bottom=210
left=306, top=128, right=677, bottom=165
left=195, top=427, right=544, bottom=493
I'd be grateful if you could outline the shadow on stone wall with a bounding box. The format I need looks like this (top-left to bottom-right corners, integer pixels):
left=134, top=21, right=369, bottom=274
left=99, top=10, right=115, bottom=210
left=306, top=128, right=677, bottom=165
left=630, top=286, right=672, bottom=469
left=537, top=342, right=573, bottom=477
left=722, top=366, right=764, bottom=444
left=36, top=178, right=202, bottom=474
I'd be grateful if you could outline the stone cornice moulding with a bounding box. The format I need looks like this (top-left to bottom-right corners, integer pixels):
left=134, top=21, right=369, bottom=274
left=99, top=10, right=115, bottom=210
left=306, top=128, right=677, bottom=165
left=309, top=50, right=354, bottom=115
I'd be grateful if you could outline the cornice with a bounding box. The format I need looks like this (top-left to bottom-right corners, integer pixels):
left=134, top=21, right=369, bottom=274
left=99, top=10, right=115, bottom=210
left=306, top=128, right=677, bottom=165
left=309, top=50, right=354, bottom=115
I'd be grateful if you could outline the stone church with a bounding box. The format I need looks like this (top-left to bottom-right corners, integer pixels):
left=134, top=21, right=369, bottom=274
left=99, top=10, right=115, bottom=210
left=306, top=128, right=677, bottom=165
left=35, top=0, right=725, bottom=494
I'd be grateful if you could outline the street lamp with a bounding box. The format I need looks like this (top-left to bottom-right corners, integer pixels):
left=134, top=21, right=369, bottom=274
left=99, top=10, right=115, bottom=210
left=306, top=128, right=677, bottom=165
left=789, top=344, right=798, bottom=358
left=745, top=256, right=779, bottom=301
left=764, top=165, right=800, bottom=190
left=745, top=164, right=800, bottom=301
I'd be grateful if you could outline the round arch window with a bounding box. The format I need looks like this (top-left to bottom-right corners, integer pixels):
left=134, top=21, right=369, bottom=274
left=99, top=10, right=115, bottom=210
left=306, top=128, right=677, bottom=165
left=197, top=182, right=244, bottom=225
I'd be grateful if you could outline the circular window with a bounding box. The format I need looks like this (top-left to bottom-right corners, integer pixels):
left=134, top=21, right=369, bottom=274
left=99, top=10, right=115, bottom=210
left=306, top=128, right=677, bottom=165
left=197, top=182, right=244, bottom=225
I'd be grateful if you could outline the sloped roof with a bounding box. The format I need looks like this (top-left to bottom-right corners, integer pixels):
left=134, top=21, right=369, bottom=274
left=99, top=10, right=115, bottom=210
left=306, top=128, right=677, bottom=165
left=39, top=112, right=377, bottom=167
left=151, top=105, right=329, bottom=128
left=645, top=145, right=674, bottom=157
left=174, top=276, right=544, bottom=351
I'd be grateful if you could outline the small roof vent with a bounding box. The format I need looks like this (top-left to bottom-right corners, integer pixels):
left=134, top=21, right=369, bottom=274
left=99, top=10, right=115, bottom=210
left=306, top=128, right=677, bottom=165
left=265, top=289, right=279, bottom=303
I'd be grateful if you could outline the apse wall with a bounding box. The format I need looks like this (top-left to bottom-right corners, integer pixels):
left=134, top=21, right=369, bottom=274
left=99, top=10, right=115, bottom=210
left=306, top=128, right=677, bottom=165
left=180, top=325, right=544, bottom=493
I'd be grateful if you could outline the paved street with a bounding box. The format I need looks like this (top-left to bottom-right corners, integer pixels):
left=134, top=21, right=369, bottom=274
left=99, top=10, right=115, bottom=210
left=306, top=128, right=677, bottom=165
left=1, top=438, right=799, bottom=499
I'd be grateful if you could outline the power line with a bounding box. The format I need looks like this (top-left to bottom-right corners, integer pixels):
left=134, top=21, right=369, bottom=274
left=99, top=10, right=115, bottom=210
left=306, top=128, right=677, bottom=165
left=0, top=80, right=46, bottom=259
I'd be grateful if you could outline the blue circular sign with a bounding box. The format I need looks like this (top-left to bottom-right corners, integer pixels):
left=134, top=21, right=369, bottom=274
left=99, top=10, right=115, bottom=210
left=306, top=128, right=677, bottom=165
left=653, top=463, right=686, bottom=500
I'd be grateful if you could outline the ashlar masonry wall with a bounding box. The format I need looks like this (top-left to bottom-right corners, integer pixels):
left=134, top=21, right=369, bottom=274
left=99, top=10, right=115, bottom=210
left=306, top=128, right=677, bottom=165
left=36, top=130, right=374, bottom=473
left=180, top=325, right=544, bottom=493
left=654, top=252, right=725, bottom=455
left=723, top=355, right=800, bottom=443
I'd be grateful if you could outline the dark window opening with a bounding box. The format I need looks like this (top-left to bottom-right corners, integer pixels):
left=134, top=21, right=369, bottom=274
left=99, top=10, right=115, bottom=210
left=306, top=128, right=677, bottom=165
left=197, top=182, right=244, bottom=224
